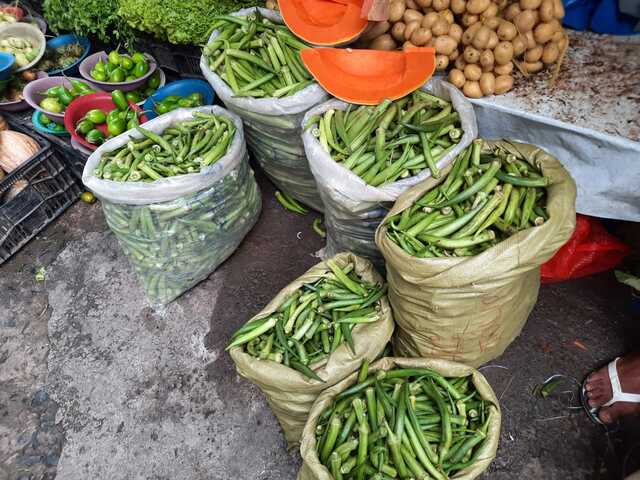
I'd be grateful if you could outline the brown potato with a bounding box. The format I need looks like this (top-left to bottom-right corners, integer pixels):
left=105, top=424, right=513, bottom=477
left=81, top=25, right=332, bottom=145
left=539, top=0, right=554, bottom=22
left=504, top=3, right=521, bottom=20
left=534, top=22, right=555, bottom=44
left=404, top=21, right=422, bottom=40
left=525, top=45, right=543, bottom=62
left=462, top=22, right=482, bottom=44
left=515, top=9, right=537, bottom=31
left=494, top=61, right=514, bottom=74
left=494, top=41, right=514, bottom=64
left=523, top=60, right=544, bottom=72
left=389, top=0, right=407, bottom=22
left=463, top=80, right=483, bottom=98
left=558, top=33, right=568, bottom=51
left=494, top=74, right=514, bottom=93
left=497, top=20, right=517, bottom=41
left=466, top=0, right=490, bottom=14
left=436, top=54, right=450, bottom=69
left=416, top=0, right=433, bottom=7
left=519, top=0, right=542, bottom=9
left=449, top=48, right=460, bottom=60
left=449, top=23, right=463, bottom=41
left=361, top=21, right=391, bottom=41
left=551, top=29, right=564, bottom=42
left=404, top=8, right=424, bottom=23
left=403, top=40, right=419, bottom=49
left=451, top=0, right=467, bottom=14
left=448, top=68, right=466, bottom=88
left=464, top=63, right=483, bottom=80
left=487, top=30, right=499, bottom=49
left=524, top=30, right=537, bottom=49
left=463, top=45, right=481, bottom=63
left=422, top=11, right=440, bottom=28
left=412, top=27, right=433, bottom=45
left=440, top=8, right=455, bottom=22
left=483, top=16, right=501, bottom=30
left=480, top=48, right=495, bottom=68
left=432, top=0, right=450, bottom=10
left=512, top=34, right=527, bottom=56
left=472, top=25, right=491, bottom=49
left=542, top=40, right=560, bottom=63
left=391, top=22, right=407, bottom=41
left=553, top=0, right=565, bottom=18
left=435, top=34, right=458, bottom=54
left=432, top=17, right=450, bottom=35
left=497, top=0, right=509, bottom=8
left=455, top=56, right=468, bottom=69
left=406, top=0, right=420, bottom=9
left=481, top=3, right=499, bottom=19
left=462, top=13, right=479, bottom=26
left=370, top=34, right=397, bottom=50
left=479, top=72, right=496, bottom=95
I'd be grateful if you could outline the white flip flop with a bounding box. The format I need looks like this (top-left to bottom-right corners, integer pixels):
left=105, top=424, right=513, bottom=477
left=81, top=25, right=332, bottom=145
left=581, top=357, right=640, bottom=425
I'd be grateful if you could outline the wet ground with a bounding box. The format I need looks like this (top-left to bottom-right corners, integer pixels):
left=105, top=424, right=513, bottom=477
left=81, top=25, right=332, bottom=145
left=1, top=171, right=639, bottom=480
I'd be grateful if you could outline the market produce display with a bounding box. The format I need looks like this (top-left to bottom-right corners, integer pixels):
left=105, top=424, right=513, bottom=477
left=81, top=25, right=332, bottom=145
left=93, top=110, right=234, bottom=178
left=119, top=70, right=163, bottom=104
left=0, top=69, right=36, bottom=103
left=37, top=112, right=66, bottom=133
left=38, top=79, right=96, bottom=115
left=89, top=49, right=151, bottom=83
left=311, top=363, right=492, bottom=479
left=227, top=258, right=387, bottom=381
left=0, top=126, right=38, bottom=174
left=300, top=47, right=437, bottom=105
left=203, top=12, right=314, bottom=99
left=153, top=92, right=204, bottom=115
left=0, top=35, right=39, bottom=68
left=38, top=41, right=84, bottom=72
left=305, top=89, right=463, bottom=186
left=359, top=0, right=566, bottom=97
left=384, top=139, right=550, bottom=257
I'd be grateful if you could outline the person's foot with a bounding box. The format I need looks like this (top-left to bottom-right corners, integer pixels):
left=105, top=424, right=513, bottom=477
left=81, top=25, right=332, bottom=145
left=585, top=351, right=640, bottom=424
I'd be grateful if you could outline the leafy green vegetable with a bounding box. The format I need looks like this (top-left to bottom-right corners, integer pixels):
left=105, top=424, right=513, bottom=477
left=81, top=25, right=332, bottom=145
left=117, top=0, right=263, bottom=45
left=43, top=0, right=134, bottom=44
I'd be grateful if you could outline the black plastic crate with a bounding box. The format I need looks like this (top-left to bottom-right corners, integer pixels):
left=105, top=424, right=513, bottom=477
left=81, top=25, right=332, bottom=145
left=0, top=121, right=81, bottom=264
left=137, top=37, right=203, bottom=78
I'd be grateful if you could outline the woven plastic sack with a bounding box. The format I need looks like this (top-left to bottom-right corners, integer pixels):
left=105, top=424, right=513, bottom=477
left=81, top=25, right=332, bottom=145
left=200, top=7, right=329, bottom=211
left=302, top=80, right=478, bottom=266
left=375, top=140, right=577, bottom=367
left=298, top=357, right=501, bottom=480
left=82, top=106, right=261, bottom=305
left=229, top=252, right=394, bottom=447
left=541, top=214, right=630, bottom=283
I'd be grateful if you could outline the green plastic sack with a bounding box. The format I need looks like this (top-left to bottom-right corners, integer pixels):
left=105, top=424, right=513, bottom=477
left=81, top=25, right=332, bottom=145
left=229, top=252, right=395, bottom=447
left=375, top=140, right=577, bottom=367
left=298, top=357, right=501, bottom=480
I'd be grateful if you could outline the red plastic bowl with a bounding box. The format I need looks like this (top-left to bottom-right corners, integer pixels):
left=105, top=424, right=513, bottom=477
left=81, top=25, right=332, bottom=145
left=64, top=92, right=148, bottom=151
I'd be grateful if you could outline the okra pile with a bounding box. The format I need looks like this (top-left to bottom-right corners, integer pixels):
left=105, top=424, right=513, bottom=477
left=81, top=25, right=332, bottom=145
left=306, top=90, right=463, bottom=187
left=227, top=260, right=386, bottom=381
left=385, top=139, right=550, bottom=257
left=314, top=364, right=491, bottom=480
left=93, top=112, right=235, bottom=182
left=204, top=13, right=314, bottom=98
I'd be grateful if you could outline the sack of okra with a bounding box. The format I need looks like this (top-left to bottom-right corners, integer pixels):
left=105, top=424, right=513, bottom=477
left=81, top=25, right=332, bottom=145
left=82, top=106, right=261, bottom=305
left=302, top=80, right=477, bottom=267
left=200, top=7, right=329, bottom=211
left=375, top=140, right=577, bottom=367
left=298, top=357, right=501, bottom=480
left=228, top=252, right=394, bottom=447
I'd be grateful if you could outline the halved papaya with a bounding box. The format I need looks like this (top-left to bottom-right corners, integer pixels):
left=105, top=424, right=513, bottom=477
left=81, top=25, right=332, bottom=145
left=279, top=0, right=369, bottom=46
left=300, top=47, right=437, bottom=105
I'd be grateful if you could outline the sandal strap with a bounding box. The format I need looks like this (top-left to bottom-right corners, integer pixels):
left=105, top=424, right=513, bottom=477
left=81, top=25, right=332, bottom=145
left=603, top=357, right=640, bottom=407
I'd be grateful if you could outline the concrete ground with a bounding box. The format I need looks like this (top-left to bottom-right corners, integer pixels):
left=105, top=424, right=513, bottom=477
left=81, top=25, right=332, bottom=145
left=1, top=171, right=639, bottom=480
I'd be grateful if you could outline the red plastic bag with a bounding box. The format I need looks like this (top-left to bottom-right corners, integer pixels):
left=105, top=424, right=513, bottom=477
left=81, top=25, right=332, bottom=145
left=541, top=214, right=630, bottom=283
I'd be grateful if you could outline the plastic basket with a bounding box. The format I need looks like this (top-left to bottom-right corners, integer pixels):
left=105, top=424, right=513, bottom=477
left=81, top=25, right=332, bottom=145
left=136, top=38, right=203, bottom=78
left=0, top=121, right=81, bottom=264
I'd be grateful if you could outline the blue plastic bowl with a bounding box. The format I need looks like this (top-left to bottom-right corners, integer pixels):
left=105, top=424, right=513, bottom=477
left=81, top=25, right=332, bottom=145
left=142, top=79, right=215, bottom=120
left=45, top=34, right=91, bottom=76
left=0, top=52, right=15, bottom=81
left=32, top=110, right=69, bottom=136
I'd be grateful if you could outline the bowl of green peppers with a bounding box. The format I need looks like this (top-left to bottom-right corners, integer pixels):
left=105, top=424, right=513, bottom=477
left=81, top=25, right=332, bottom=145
left=79, top=49, right=157, bottom=92
left=23, top=75, right=100, bottom=123
left=64, top=90, right=148, bottom=151
left=142, top=79, right=214, bottom=120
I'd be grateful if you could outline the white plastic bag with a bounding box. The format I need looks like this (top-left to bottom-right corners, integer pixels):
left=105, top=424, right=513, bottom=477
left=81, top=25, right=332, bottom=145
left=302, top=80, right=478, bottom=264
left=82, top=106, right=262, bottom=304
left=200, top=7, right=329, bottom=211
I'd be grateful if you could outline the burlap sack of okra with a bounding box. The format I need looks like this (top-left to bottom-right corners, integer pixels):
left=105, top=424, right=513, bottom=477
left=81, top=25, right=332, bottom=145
left=375, top=140, right=577, bottom=367
left=298, top=357, right=501, bottom=480
left=229, top=252, right=394, bottom=447
left=200, top=7, right=329, bottom=211
left=83, top=106, right=261, bottom=305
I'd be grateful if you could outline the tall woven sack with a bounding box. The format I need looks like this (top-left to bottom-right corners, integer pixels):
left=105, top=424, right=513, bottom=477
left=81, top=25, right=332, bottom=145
left=302, top=80, right=477, bottom=266
left=200, top=7, right=329, bottom=211
left=229, top=252, right=394, bottom=447
left=375, top=140, right=577, bottom=367
left=298, top=357, right=501, bottom=480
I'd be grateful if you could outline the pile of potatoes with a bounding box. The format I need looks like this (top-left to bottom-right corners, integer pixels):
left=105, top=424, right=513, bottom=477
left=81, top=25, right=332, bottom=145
left=360, top=0, right=567, bottom=97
